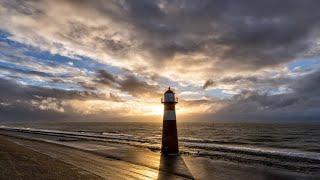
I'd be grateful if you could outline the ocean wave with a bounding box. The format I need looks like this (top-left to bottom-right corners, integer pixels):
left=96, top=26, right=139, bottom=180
left=179, top=137, right=249, bottom=145
left=181, top=142, right=320, bottom=163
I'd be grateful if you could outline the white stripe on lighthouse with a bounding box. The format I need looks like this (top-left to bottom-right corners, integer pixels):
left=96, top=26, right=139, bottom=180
left=164, top=110, right=176, bottom=120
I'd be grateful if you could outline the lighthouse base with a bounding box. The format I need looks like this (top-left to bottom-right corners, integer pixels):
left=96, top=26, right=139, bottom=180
left=161, top=120, right=179, bottom=155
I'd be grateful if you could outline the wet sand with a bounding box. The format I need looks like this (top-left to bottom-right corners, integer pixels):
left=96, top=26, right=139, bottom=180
left=0, top=136, right=100, bottom=180
left=0, top=127, right=318, bottom=180
left=0, top=135, right=190, bottom=179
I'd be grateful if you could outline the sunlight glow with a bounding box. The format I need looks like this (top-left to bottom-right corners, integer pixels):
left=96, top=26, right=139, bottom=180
left=146, top=105, right=164, bottom=115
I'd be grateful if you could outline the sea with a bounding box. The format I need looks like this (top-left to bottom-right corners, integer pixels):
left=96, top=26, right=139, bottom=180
left=4, top=121, right=320, bottom=174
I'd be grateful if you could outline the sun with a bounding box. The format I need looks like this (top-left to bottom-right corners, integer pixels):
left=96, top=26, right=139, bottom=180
left=148, top=105, right=164, bottom=115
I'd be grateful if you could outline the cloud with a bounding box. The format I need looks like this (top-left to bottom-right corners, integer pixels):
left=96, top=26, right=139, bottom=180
left=0, top=63, right=55, bottom=77
left=202, top=74, right=292, bottom=95
left=213, top=70, right=320, bottom=121
left=0, top=78, right=106, bottom=102
left=203, top=79, right=215, bottom=89
left=2, top=0, right=320, bottom=81
left=291, top=69, right=320, bottom=95
left=0, top=78, right=125, bottom=121
left=118, top=75, right=160, bottom=97
left=95, top=69, right=117, bottom=86
left=109, top=92, right=123, bottom=102
left=112, top=0, right=320, bottom=71
left=95, top=69, right=160, bottom=97
left=31, top=97, right=65, bottom=112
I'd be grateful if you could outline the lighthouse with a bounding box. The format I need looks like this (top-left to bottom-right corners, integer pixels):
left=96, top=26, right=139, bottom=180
left=161, top=87, right=179, bottom=155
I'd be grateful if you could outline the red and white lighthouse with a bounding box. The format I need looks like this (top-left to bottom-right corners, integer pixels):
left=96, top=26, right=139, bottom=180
left=161, top=87, right=179, bottom=155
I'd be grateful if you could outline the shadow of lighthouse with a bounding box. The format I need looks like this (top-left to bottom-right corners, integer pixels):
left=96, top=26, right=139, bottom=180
left=157, top=155, right=194, bottom=179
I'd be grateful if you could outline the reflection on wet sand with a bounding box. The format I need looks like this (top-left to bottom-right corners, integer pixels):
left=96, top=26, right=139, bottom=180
left=157, top=155, right=194, bottom=180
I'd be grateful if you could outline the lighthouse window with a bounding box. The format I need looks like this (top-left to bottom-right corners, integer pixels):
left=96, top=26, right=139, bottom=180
left=165, top=93, right=174, bottom=102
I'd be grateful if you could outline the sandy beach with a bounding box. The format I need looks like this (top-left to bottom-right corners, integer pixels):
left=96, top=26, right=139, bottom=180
left=0, top=127, right=317, bottom=180
left=0, top=135, right=100, bottom=180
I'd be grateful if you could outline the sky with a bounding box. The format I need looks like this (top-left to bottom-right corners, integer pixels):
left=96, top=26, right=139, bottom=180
left=0, top=0, right=319, bottom=122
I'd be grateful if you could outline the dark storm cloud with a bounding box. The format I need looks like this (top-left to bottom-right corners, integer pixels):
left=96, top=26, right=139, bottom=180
left=0, top=0, right=44, bottom=17
left=203, top=80, right=215, bottom=90
left=96, top=69, right=160, bottom=97
left=97, top=0, right=320, bottom=69
left=292, top=69, right=320, bottom=95
left=0, top=78, right=104, bottom=102
left=0, top=103, right=65, bottom=122
left=203, top=75, right=292, bottom=90
left=118, top=75, right=160, bottom=97
left=0, top=78, right=65, bottom=121
left=0, top=78, right=124, bottom=121
left=0, top=101, right=120, bottom=122
left=214, top=70, right=320, bottom=121
left=3, top=0, right=320, bottom=71
left=0, top=78, right=99, bottom=110
left=95, top=69, right=117, bottom=86
left=180, top=99, right=220, bottom=107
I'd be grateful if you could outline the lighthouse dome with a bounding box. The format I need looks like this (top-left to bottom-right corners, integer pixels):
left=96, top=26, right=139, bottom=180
left=165, top=87, right=174, bottom=94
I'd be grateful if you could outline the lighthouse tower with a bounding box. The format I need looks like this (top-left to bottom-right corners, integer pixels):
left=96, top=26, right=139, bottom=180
left=161, top=87, right=179, bottom=155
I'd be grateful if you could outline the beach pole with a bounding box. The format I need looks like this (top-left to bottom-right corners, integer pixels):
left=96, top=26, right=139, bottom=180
left=161, top=87, right=179, bottom=155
